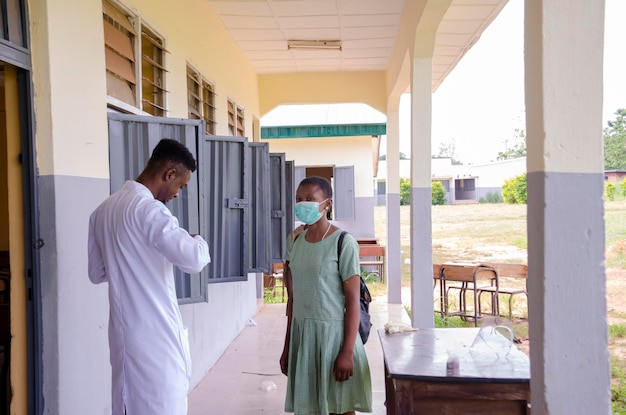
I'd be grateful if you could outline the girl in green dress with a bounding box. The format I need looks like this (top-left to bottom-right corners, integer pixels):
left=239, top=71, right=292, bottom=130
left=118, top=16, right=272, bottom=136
left=280, top=176, right=372, bottom=415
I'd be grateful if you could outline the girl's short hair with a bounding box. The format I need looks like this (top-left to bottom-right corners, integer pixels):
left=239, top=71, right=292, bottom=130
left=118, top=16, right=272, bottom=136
left=298, top=176, right=332, bottom=198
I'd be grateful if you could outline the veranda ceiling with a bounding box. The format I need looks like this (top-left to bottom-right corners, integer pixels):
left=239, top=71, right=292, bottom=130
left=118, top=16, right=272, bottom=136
left=206, top=0, right=508, bottom=91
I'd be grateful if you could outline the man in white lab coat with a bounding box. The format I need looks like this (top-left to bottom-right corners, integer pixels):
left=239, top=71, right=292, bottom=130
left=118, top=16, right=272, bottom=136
left=88, top=138, right=211, bottom=414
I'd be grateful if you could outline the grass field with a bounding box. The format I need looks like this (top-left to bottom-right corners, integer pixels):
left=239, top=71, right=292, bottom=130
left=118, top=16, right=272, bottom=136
left=373, top=200, right=626, bottom=292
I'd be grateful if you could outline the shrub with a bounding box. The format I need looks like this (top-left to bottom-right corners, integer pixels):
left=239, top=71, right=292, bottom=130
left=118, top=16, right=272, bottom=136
left=502, top=173, right=527, bottom=204
left=399, top=179, right=448, bottom=206
left=400, top=178, right=411, bottom=205
left=479, top=191, right=502, bottom=204
left=622, top=178, right=626, bottom=198
left=606, top=182, right=616, bottom=201
left=432, top=181, right=446, bottom=205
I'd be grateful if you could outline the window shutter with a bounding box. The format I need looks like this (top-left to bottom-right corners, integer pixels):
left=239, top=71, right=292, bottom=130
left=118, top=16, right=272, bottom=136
left=227, top=99, right=244, bottom=137
left=227, top=100, right=236, bottom=135
left=200, top=134, right=249, bottom=282
left=236, top=106, right=245, bottom=137
left=248, top=142, right=271, bottom=273
left=141, top=27, right=167, bottom=116
left=106, top=113, right=207, bottom=303
left=103, top=0, right=137, bottom=106
left=186, top=67, right=201, bottom=119
left=269, top=153, right=287, bottom=262
left=294, top=166, right=306, bottom=190
left=202, top=80, right=216, bottom=135
left=186, top=65, right=217, bottom=136
left=103, top=21, right=135, bottom=82
left=284, top=160, right=296, bottom=235
left=333, top=166, right=355, bottom=220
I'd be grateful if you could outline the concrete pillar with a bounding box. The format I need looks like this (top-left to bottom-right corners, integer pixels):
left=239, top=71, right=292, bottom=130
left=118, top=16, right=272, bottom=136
left=409, top=32, right=435, bottom=329
left=525, top=0, right=611, bottom=413
left=386, top=100, right=402, bottom=304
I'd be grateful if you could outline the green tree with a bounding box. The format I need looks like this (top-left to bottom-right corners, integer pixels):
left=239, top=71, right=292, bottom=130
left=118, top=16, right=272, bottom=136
left=604, top=109, right=626, bottom=170
left=400, top=178, right=411, bottom=205
left=497, top=129, right=526, bottom=160
left=502, top=172, right=527, bottom=204
left=431, top=181, right=446, bottom=205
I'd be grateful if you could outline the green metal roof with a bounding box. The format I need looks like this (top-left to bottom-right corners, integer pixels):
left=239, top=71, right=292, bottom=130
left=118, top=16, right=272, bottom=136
left=261, top=123, right=386, bottom=139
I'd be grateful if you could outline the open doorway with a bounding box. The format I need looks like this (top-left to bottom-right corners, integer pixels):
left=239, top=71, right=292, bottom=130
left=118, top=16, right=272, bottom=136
left=0, top=62, right=10, bottom=414
left=0, top=61, right=32, bottom=415
left=296, top=165, right=355, bottom=222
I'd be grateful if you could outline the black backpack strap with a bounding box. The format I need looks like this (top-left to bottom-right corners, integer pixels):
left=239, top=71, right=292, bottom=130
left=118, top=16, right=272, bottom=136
left=337, top=230, right=347, bottom=261
left=337, top=230, right=349, bottom=281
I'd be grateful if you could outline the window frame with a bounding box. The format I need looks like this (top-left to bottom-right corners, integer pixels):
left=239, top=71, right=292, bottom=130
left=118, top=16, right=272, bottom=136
left=227, top=98, right=245, bottom=137
left=103, top=0, right=137, bottom=108
left=103, top=0, right=168, bottom=116
left=202, top=79, right=217, bottom=135
left=187, top=64, right=217, bottom=135
left=140, top=24, right=167, bottom=116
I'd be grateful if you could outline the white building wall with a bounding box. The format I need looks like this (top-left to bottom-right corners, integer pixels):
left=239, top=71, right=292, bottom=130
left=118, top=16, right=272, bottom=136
left=264, top=135, right=374, bottom=198
left=377, top=157, right=527, bottom=203
left=263, top=135, right=377, bottom=237
left=471, top=157, right=527, bottom=187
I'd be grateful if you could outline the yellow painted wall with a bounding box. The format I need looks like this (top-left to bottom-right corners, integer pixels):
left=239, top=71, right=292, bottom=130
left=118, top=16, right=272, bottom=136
left=28, top=0, right=260, bottom=178
left=259, top=72, right=387, bottom=117
left=29, top=0, right=109, bottom=178
left=261, top=136, right=374, bottom=198
left=128, top=0, right=260, bottom=131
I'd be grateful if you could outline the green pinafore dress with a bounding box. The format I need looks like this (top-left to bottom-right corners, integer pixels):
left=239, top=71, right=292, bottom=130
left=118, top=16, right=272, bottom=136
left=284, top=229, right=372, bottom=415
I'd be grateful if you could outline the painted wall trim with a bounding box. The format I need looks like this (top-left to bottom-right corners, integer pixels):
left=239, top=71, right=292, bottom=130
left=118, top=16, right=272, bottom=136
left=261, top=123, right=386, bottom=139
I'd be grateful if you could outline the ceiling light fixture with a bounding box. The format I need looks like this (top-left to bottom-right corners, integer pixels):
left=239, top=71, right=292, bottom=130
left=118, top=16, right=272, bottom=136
left=287, top=40, right=342, bottom=51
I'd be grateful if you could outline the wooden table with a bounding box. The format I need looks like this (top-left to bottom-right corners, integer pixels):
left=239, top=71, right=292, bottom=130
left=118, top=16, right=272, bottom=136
left=379, top=328, right=530, bottom=415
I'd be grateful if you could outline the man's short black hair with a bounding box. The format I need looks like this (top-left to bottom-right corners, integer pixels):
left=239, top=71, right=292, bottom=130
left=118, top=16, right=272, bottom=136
left=298, top=176, right=333, bottom=198
left=149, top=139, right=197, bottom=173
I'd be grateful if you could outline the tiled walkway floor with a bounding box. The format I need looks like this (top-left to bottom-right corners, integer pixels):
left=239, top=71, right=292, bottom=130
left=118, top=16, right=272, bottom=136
left=188, top=300, right=410, bottom=415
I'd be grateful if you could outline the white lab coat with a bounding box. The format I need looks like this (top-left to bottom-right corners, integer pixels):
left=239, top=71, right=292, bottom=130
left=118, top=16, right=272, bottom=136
left=88, top=181, right=210, bottom=415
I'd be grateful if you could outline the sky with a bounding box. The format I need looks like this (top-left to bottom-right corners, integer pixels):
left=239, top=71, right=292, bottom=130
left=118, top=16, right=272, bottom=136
left=400, top=0, right=626, bottom=164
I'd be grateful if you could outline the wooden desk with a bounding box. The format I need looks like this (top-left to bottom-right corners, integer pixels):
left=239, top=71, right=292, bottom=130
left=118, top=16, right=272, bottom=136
left=478, top=263, right=528, bottom=320
left=439, top=263, right=498, bottom=324
left=359, top=244, right=385, bottom=281
left=379, top=328, right=530, bottom=415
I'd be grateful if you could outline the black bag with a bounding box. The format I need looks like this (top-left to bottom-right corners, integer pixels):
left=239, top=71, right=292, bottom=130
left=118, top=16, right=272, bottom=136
left=337, top=231, right=373, bottom=344
left=293, top=230, right=373, bottom=344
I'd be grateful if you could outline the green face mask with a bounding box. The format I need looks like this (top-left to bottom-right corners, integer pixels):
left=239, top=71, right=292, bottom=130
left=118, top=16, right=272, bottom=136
left=294, top=199, right=328, bottom=225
